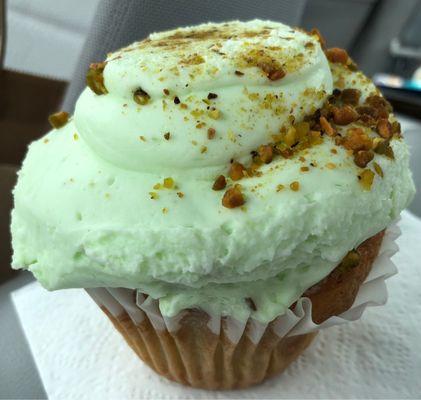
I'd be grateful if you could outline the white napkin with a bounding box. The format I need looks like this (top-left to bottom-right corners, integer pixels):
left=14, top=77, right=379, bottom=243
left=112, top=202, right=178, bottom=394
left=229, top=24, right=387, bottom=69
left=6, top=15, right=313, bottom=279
left=11, top=210, right=421, bottom=399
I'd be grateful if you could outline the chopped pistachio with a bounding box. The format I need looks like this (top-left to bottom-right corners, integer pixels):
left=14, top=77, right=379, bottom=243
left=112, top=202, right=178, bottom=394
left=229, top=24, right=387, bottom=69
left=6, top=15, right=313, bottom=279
left=133, top=88, right=150, bottom=105
left=373, top=162, right=384, bottom=178
left=325, top=47, right=349, bottom=64
left=267, top=68, right=285, bottom=81
left=258, top=145, right=273, bottom=164
left=358, top=169, right=375, bottom=190
left=376, top=119, right=392, bottom=139
left=229, top=162, right=246, bottom=181
left=294, top=122, right=310, bottom=139
left=212, top=175, right=226, bottom=191
left=374, top=140, right=394, bottom=159
left=319, top=116, right=335, bottom=136
left=284, top=126, right=297, bottom=147
left=207, top=128, right=216, bottom=139
left=332, top=105, right=358, bottom=125
left=290, top=181, right=300, bottom=191
left=208, top=109, right=221, bottom=120
left=86, top=62, right=108, bottom=95
left=222, top=185, right=245, bottom=208
left=354, top=150, right=374, bottom=168
left=163, top=177, right=174, bottom=189
left=48, top=111, right=69, bottom=129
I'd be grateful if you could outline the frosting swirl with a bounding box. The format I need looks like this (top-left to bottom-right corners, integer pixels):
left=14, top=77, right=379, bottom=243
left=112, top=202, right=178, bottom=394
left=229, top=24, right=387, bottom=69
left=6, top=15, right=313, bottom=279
left=74, top=20, right=332, bottom=176
left=11, top=20, right=415, bottom=323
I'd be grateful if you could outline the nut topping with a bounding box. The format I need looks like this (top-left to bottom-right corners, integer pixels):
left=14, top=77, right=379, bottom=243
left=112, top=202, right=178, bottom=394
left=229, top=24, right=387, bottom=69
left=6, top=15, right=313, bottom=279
left=133, top=88, right=150, bottom=105
left=290, top=181, right=300, bottom=191
left=207, top=128, right=216, bottom=139
left=310, top=28, right=326, bottom=49
left=354, top=150, right=374, bottom=168
left=229, top=162, right=246, bottom=181
left=325, top=48, right=349, bottom=64
left=332, top=105, right=358, bottom=125
left=373, top=162, right=384, bottom=178
left=319, top=116, right=335, bottom=136
left=48, top=111, right=69, bottom=129
left=358, top=169, right=375, bottom=190
left=267, top=68, right=286, bottom=81
left=222, top=185, right=245, bottom=208
left=163, top=177, right=174, bottom=189
left=258, top=145, right=273, bottom=164
left=343, top=128, right=372, bottom=152
left=374, top=139, right=394, bottom=159
left=86, top=62, right=108, bottom=95
left=340, top=89, right=361, bottom=106
left=208, top=109, right=221, bottom=119
left=212, top=175, right=226, bottom=191
left=376, top=119, right=392, bottom=139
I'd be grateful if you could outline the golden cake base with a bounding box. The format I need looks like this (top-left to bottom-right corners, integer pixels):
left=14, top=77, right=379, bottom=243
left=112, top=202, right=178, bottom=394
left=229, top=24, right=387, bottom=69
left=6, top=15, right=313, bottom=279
left=99, top=231, right=384, bottom=390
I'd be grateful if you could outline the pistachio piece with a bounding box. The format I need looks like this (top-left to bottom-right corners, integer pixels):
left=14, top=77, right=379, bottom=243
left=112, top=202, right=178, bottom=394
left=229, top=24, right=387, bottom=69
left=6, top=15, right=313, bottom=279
left=373, top=162, right=384, bottom=178
left=258, top=145, right=273, bottom=164
left=222, top=185, right=245, bottom=208
left=86, top=62, right=108, bottom=95
left=48, top=111, right=69, bottom=129
left=133, top=88, right=150, bottom=105
left=354, top=150, right=374, bottom=168
left=229, top=162, right=246, bottom=181
left=290, top=181, right=300, bottom=191
left=341, top=89, right=361, bottom=106
left=374, top=140, right=394, bottom=159
left=325, top=48, right=349, bottom=64
left=376, top=118, right=393, bottom=139
left=163, top=177, right=174, bottom=189
left=212, top=175, right=226, bottom=191
left=358, top=169, right=375, bottom=190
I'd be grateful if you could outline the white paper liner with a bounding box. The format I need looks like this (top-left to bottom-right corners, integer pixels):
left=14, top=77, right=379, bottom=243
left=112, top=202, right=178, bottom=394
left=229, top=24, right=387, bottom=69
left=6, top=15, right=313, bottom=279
left=86, top=223, right=400, bottom=345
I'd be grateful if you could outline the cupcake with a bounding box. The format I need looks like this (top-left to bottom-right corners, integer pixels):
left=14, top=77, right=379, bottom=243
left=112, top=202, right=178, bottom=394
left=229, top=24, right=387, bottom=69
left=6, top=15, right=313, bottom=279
left=11, top=20, right=415, bottom=390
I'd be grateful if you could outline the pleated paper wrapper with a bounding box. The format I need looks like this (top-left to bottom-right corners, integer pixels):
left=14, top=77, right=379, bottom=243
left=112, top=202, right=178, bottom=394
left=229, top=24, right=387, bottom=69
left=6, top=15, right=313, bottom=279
left=85, top=224, right=400, bottom=389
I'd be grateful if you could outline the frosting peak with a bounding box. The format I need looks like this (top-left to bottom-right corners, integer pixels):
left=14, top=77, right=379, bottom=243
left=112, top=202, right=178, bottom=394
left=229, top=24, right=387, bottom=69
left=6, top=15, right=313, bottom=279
left=74, top=20, right=332, bottom=176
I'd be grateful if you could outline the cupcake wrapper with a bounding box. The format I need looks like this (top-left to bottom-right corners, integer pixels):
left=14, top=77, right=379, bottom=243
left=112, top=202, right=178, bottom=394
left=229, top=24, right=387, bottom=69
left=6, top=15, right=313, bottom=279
left=86, top=223, right=400, bottom=389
